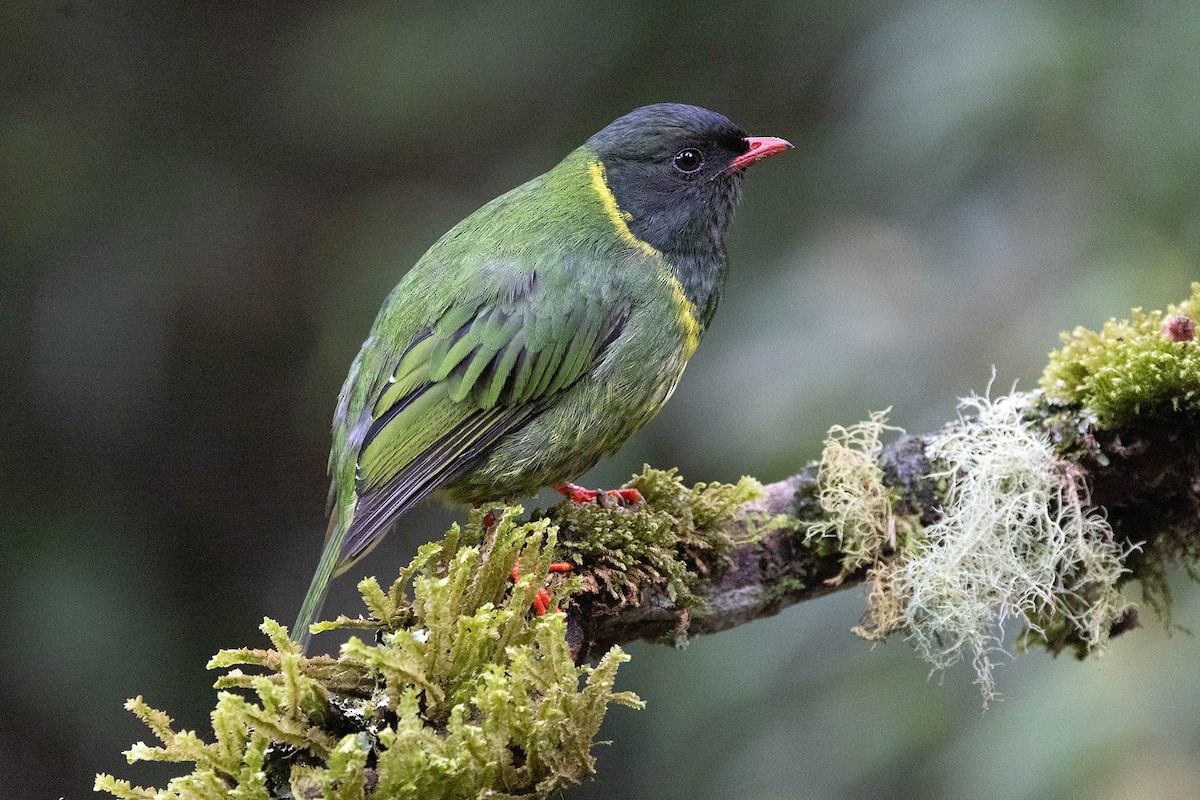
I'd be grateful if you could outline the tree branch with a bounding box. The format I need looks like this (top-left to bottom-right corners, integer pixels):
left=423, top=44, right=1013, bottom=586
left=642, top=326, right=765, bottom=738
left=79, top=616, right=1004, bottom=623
left=97, top=287, right=1200, bottom=799
left=566, top=395, right=1200, bottom=662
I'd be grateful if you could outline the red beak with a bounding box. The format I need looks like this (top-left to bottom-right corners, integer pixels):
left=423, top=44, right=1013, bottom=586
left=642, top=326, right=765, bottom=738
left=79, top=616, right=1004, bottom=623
left=729, top=136, right=793, bottom=171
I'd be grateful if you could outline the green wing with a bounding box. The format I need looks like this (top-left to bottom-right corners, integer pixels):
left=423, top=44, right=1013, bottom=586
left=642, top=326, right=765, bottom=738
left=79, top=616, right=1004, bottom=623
left=338, top=285, right=626, bottom=570
left=294, top=280, right=625, bottom=648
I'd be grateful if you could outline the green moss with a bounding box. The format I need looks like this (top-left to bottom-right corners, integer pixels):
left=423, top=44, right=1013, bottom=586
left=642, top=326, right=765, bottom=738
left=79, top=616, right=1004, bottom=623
left=96, top=469, right=772, bottom=798
left=96, top=509, right=642, bottom=800
left=1042, top=282, right=1200, bottom=428
left=551, top=466, right=766, bottom=609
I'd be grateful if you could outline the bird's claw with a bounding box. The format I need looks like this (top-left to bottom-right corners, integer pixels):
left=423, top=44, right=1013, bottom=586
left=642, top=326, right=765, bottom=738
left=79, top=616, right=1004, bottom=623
left=607, top=487, right=645, bottom=505
left=555, top=482, right=644, bottom=507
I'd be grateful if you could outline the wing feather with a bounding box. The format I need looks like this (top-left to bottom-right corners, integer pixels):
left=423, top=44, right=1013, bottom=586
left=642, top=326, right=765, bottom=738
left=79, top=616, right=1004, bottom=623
left=479, top=331, right=524, bottom=409
left=335, top=285, right=628, bottom=572
left=339, top=403, right=533, bottom=570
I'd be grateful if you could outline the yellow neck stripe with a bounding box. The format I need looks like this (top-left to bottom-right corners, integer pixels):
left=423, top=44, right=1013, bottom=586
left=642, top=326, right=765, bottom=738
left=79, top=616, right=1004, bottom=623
left=587, top=160, right=661, bottom=258
left=587, top=159, right=701, bottom=358
left=665, top=275, right=701, bottom=358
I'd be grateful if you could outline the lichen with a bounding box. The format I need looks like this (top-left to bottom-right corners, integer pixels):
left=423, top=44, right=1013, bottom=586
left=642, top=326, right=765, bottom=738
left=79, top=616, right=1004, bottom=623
left=876, top=392, right=1133, bottom=703
left=804, top=409, right=903, bottom=573
left=96, top=508, right=642, bottom=800
left=551, top=466, right=766, bottom=610
left=1042, top=282, right=1200, bottom=428
left=852, top=563, right=906, bottom=643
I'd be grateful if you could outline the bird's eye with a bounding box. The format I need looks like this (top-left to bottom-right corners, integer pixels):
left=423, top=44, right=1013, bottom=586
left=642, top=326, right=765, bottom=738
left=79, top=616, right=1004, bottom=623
left=672, top=148, right=704, bottom=174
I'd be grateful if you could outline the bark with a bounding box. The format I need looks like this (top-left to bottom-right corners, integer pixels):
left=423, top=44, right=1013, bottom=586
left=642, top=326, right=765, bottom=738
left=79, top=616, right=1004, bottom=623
left=564, top=398, right=1200, bottom=662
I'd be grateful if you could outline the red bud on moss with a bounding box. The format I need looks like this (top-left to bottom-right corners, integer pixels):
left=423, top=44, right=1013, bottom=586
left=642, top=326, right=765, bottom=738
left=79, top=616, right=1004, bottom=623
left=1164, top=315, right=1196, bottom=342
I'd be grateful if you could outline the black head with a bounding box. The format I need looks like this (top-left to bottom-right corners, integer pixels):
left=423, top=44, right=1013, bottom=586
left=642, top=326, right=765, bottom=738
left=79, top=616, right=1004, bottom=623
left=586, top=104, right=789, bottom=257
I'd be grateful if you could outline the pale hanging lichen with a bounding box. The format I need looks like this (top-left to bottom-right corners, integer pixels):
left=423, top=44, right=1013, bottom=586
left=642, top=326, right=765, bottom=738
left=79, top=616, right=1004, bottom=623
left=881, top=392, right=1133, bottom=703
left=853, top=562, right=907, bottom=643
left=804, top=409, right=903, bottom=573
left=96, top=508, right=643, bottom=800
left=810, top=288, right=1199, bottom=697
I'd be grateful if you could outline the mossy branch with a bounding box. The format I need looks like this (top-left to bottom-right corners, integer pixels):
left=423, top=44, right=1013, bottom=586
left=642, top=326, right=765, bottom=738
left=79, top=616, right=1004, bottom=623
left=98, top=284, right=1200, bottom=797
left=570, top=393, right=1195, bottom=657
left=568, top=284, right=1200, bottom=694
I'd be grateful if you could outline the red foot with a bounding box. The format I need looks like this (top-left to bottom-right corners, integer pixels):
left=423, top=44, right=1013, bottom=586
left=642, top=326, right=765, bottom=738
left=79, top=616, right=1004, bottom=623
left=554, top=482, right=644, bottom=506
left=509, top=557, right=573, bottom=616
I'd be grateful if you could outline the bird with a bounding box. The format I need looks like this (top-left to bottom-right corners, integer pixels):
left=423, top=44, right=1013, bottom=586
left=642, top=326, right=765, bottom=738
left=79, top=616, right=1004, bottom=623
left=292, top=103, right=791, bottom=648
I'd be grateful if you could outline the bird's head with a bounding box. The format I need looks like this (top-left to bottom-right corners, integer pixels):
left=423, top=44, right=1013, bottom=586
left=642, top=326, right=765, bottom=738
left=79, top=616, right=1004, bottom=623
left=586, top=103, right=791, bottom=257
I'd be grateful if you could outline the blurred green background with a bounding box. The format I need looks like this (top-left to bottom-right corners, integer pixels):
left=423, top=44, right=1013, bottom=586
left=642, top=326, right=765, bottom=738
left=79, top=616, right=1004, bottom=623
left=4, top=1, right=1200, bottom=798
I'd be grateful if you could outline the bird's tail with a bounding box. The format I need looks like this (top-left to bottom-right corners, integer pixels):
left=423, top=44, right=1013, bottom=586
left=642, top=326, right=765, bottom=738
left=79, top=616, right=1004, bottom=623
left=291, top=509, right=348, bottom=652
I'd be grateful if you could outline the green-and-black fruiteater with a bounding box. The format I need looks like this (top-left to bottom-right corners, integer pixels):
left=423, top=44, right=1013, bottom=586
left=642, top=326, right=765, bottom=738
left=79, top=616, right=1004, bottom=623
left=293, top=103, right=791, bottom=647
